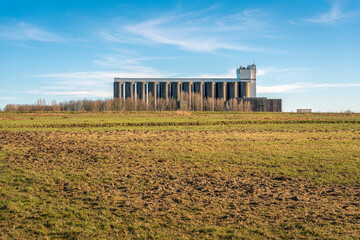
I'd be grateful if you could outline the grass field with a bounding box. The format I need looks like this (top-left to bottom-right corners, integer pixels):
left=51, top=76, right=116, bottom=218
left=0, top=112, right=359, bottom=239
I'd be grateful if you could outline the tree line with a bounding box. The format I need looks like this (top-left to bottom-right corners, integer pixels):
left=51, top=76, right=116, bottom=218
left=3, top=93, right=252, bottom=112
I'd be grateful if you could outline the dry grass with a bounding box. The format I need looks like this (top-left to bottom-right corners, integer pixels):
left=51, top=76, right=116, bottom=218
left=0, top=112, right=359, bottom=239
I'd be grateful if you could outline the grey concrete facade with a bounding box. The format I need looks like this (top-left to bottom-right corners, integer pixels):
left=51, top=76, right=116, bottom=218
left=113, top=64, right=282, bottom=112
left=114, top=64, right=257, bottom=100
left=115, top=80, right=252, bottom=99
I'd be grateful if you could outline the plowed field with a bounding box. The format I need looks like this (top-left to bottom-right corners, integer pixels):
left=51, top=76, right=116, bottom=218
left=0, top=112, right=359, bottom=239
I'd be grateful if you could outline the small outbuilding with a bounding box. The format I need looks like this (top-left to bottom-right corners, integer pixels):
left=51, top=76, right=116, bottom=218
left=297, top=109, right=312, bottom=113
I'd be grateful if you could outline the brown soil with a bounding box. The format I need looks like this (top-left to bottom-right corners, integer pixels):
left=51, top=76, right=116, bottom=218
left=1, top=130, right=359, bottom=239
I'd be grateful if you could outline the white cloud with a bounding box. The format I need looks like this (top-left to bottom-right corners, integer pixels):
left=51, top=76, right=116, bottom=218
left=28, top=59, right=175, bottom=98
left=26, top=74, right=114, bottom=99
left=100, top=8, right=276, bottom=53
left=123, top=18, right=257, bottom=52
left=0, top=97, right=17, bottom=100
left=0, top=90, right=16, bottom=100
left=305, top=0, right=359, bottom=24
left=258, top=83, right=307, bottom=93
left=27, top=63, right=360, bottom=98
left=38, top=69, right=173, bottom=81
left=92, top=56, right=177, bottom=77
left=42, top=91, right=112, bottom=98
left=258, top=82, right=360, bottom=93
left=0, top=21, right=62, bottom=42
left=311, top=83, right=360, bottom=88
left=257, top=67, right=311, bottom=76
left=27, top=89, right=111, bottom=98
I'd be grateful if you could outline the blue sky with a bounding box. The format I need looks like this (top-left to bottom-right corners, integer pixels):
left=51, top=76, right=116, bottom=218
left=0, top=0, right=359, bottom=112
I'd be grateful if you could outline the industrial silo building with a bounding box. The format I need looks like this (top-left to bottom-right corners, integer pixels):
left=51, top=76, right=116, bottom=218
left=113, top=63, right=281, bottom=112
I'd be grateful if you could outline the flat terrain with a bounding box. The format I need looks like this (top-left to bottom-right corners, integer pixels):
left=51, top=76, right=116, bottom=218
left=0, top=112, right=359, bottom=239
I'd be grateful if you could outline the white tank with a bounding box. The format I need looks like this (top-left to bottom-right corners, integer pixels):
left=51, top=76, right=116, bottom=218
left=236, top=63, right=256, bottom=97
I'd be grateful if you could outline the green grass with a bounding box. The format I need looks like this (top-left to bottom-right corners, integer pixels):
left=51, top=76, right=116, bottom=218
left=1, top=111, right=360, bottom=131
left=0, top=112, right=359, bottom=239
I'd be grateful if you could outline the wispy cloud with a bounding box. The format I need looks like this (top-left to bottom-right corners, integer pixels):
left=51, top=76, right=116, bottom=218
left=100, top=7, right=277, bottom=53
left=257, top=67, right=312, bottom=77
left=38, top=70, right=171, bottom=80
left=92, top=55, right=177, bottom=76
left=27, top=89, right=112, bottom=98
left=0, top=97, right=17, bottom=100
left=0, top=89, right=16, bottom=100
left=258, top=82, right=360, bottom=93
left=26, top=74, right=115, bottom=99
left=0, top=21, right=62, bottom=42
left=28, top=60, right=174, bottom=98
left=305, top=0, right=359, bottom=24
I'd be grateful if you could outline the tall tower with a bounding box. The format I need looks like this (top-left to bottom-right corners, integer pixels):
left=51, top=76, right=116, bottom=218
left=236, top=63, right=256, bottom=98
left=249, top=62, right=256, bottom=97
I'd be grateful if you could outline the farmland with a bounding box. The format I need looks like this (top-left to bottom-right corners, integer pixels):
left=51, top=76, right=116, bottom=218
left=0, top=112, right=359, bottom=239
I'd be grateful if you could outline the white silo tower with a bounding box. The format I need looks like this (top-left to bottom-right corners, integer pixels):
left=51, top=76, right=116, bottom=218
left=236, top=61, right=256, bottom=98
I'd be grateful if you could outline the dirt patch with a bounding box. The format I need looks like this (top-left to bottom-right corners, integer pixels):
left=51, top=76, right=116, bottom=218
left=0, top=130, right=359, bottom=239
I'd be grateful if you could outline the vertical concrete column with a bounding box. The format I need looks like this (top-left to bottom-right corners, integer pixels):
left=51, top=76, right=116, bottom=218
left=211, top=82, right=215, bottom=110
left=177, top=82, right=181, bottom=101
left=165, top=82, right=169, bottom=100
left=138, top=82, right=146, bottom=102
left=245, top=82, right=250, bottom=98
left=223, top=82, right=227, bottom=101
left=188, top=82, right=192, bottom=109
left=211, top=82, right=215, bottom=98
left=141, top=82, right=146, bottom=102
left=130, top=82, right=134, bottom=99
left=200, top=82, right=204, bottom=111
left=135, top=82, right=140, bottom=100
left=234, top=82, right=238, bottom=98
left=146, top=82, right=148, bottom=106
left=117, top=82, right=123, bottom=98
left=154, top=82, right=158, bottom=109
